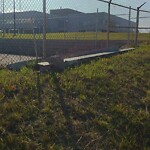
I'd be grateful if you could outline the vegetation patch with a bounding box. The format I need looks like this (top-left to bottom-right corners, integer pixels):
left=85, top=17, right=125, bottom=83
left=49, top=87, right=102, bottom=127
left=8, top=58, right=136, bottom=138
left=0, top=45, right=150, bottom=149
left=1, top=32, right=150, bottom=41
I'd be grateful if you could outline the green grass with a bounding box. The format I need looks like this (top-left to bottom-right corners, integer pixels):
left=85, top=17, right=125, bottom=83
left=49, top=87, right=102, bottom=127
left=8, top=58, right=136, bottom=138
left=0, top=45, right=150, bottom=149
left=1, top=32, right=150, bottom=41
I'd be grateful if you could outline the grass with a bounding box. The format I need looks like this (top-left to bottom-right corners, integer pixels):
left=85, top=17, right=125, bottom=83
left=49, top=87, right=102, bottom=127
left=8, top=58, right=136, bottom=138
left=0, top=44, right=150, bottom=149
left=0, top=32, right=150, bottom=41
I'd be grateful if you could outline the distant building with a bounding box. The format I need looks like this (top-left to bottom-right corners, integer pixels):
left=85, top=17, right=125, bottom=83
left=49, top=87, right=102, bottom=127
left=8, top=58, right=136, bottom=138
left=50, top=8, right=83, bottom=16
left=0, top=11, right=52, bottom=33
left=0, top=8, right=136, bottom=34
left=48, top=8, right=136, bottom=33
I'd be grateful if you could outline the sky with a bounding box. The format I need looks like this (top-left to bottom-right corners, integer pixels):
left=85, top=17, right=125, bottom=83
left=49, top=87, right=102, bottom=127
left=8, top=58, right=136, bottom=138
left=1, top=0, right=149, bottom=13
left=49, top=0, right=150, bottom=13
left=1, top=0, right=150, bottom=30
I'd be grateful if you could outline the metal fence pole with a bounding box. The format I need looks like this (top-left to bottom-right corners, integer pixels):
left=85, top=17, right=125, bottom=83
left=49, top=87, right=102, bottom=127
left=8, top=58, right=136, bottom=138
left=128, top=6, right=131, bottom=45
left=13, top=0, right=16, bottom=36
left=2, top=0, right=5, bottom=37
left=95, top=8, right=98, bottom=49
left=31, top=18, right=38, bottom=61
left=135, top=2, right=146, bottom=46
left=19, top=0, right=21, bottom=12
left=43, top=0, right=46, bottom=59
left=135, top=8, right=140, bottom=46
left=107, top=0, right=112, bottom=48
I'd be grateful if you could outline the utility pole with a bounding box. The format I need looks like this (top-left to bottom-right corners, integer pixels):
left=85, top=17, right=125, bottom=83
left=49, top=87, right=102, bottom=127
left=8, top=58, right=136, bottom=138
left=107, top=0, right=112, bottom=48
left=135, top=2, right=146, bottom=46
left=43, top=0, right=46, bottom=59
left=128, top=6, right=131, bottom=45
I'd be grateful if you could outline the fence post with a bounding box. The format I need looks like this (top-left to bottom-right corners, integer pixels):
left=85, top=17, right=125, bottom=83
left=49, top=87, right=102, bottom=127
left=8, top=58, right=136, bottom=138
left=43, top=0, right=46, bottom=58
left=128, top=6, right=131, bottom=45
left=13, top=0, right=16, bottom=36
left=135, top=8, right=140, bottom=46
left=107, top=0, right=112, bottom=48
left=95, top=8, right=98, bottom=49
left=135, top=2, right=146, bottom=46
left=2, top=0, right=5, bottom=37
left=19, top=0, right=22, bottom=11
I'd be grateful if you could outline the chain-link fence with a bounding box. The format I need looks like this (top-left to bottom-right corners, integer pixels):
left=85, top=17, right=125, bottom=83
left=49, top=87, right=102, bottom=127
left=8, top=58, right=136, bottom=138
left=0, top=0, right=150, bottom=67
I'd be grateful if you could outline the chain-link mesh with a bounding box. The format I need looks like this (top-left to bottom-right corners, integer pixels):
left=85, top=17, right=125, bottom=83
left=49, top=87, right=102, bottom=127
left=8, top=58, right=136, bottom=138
left=0, top=0, right=150, bottom=67
left=138, top=10, right=150, bottom=44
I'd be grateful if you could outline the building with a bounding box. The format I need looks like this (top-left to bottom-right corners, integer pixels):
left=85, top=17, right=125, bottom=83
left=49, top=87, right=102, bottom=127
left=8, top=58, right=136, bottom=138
left=0, top=8, right=136, bottom=34
left=48, top=8, right=136, bottom=33
left=50, top=8, right=83, bottom=16
left=0, top=11, right=53, bottom=33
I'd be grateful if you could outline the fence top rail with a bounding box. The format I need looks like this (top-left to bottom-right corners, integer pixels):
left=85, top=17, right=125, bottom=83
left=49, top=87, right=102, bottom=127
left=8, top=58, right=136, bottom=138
left=98, top=0, right=150, bottom=13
